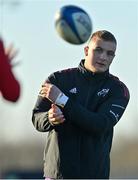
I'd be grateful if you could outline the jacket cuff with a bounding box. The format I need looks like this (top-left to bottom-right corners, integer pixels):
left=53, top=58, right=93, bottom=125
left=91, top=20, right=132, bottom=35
left=55, top=93, right=69, bottom=108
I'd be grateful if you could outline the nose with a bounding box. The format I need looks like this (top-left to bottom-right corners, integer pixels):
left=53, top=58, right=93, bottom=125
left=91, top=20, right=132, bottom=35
left=100, top=51, right=108, bottom=61
left=100, top=51, right=107, bottom=61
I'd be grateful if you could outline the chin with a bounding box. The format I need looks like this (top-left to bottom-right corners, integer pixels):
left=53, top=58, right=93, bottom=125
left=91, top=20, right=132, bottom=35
left=95, top=68, right=106, bottom=73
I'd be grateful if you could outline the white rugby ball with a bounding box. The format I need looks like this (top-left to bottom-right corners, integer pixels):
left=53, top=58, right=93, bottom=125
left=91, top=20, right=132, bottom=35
left=55, top=5, right=92, bottom=45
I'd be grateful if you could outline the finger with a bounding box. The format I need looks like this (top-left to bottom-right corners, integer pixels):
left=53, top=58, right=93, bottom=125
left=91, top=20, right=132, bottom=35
left=39, top=90, right=46, bottom=96
left=53, top=115, right=65, bottom=121
left=40, top=87, right=50, bottom=95
left=50, top=117, right=65, bottom=125
left=48, top=110, right=64, bottom=119
left=48, top=112, right=63, bottom=119
left=51, top=104, right=60, bottom=111
left=38, top=93, right=45, bottom=98
left=39, top=89, right=46, bottom=95
left=42, top=83, right=52, bottom=88
left=53, top=120, right=65, bottom=125
left=50, top=121, right=61, bottom=125
left=41, top=86, right=48, bottom=91
left=8, top=49, right=19, bottom=61
left=5, top=44, right=19, bottom=61
left=51, top=104, right=55, bottom=108
left=5, top=44, right=14, bottom=55
left=51, top=108, right=62, bottom=115
left=41, top=84, right=46, bottom=87
left=39, top=87, right=48, bottom=95
left=11, top=60, right=21, bottom=67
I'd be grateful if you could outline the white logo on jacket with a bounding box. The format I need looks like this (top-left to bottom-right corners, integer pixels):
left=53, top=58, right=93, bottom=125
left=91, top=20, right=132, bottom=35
left=97, top=88, right=110, bottom=97
left=69, top=87, right=77, bottom=94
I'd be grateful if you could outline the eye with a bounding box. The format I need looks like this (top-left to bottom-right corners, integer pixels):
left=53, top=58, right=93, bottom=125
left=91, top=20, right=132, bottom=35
left=94, top=47, right=103, bottom=53
left=107, top=51, right=115, bottom=57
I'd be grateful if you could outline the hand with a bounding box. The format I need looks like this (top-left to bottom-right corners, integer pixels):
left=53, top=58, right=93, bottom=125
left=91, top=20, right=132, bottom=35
left=5, top=43, right=20, bottom=67
left=39, top=83, right=62, bottom=103
left=48, top=104, right=65, bottom=125
left=0, top=38, right=20, bottom=67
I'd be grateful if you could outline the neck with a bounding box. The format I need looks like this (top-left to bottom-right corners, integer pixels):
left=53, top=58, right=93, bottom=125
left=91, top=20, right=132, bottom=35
left=84, top=60, right=97, bottom=73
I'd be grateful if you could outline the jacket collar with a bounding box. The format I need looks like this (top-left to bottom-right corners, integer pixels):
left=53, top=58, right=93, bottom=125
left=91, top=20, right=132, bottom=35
left=78, top=59, right=109, bottom=81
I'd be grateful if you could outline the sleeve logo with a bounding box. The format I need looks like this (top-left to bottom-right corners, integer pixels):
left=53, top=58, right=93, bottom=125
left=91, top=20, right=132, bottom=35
left=97, top=88, right=110, bottom=97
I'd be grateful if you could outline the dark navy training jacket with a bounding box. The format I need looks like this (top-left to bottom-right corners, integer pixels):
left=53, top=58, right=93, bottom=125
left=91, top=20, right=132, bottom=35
left=32, top=59, right=130, bottom=179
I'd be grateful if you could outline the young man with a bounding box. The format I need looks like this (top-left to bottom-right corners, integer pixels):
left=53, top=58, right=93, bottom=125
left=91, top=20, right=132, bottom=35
left=32, top=30, right=130, bottom=179
left=0, top=38, right=20, bottom=102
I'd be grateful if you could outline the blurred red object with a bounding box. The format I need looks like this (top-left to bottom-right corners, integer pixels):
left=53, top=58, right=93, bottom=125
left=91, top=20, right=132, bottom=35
left=0, top=38, right=20, bottom=102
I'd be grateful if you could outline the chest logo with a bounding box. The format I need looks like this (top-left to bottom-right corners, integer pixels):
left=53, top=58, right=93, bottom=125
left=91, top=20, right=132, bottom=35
left=97, top=88, right=110, bottom=97
left=69, top=87, right=77, bottom=94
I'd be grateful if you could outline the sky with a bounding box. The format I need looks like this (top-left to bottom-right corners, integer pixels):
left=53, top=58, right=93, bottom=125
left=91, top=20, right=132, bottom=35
left=0, top=0, right=138, bottom=145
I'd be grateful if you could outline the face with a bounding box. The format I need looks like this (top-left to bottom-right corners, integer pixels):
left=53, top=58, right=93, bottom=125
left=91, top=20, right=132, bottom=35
left=84, top=37, right=116, bottom=73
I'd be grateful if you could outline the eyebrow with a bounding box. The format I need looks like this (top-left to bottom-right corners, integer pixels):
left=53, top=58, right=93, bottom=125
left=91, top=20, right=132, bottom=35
left=95, top=46, right=115, bottom=51
left=94, top=47, right=115, bottom=55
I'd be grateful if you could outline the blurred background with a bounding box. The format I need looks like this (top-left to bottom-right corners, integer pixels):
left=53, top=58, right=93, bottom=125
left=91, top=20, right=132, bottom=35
left=0, top=0, right=138, bottom=179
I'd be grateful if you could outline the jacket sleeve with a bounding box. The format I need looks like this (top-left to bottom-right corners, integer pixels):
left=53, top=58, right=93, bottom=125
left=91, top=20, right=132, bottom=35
left=32, top=73, right=58, bottom=132
left=32, top=95, right=55, bottom=132
left=63, top=84, right=130, bottom=134
left=0, top=39, right=20, bottom=102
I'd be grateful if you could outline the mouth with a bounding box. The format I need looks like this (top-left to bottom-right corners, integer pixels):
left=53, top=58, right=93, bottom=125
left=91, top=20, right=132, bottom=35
left=96, top=62, right=105, bottom=66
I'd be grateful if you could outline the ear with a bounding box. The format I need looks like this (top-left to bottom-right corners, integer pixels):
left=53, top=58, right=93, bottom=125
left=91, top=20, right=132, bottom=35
left=84, top=46, right=89, bottom=56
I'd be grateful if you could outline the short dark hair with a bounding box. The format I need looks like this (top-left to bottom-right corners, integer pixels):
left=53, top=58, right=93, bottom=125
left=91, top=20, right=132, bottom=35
left=89, top=30, right=117, bottom=45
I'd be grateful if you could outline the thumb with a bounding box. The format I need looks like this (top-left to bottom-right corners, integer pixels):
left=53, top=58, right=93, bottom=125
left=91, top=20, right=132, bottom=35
left=51, top=104, right=61, bottom=113
left=51, top=104, right=57, bottom=109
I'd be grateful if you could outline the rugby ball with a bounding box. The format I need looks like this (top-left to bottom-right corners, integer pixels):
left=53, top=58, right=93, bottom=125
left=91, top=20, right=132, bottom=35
left=55, top=5, right=92, bottom=45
